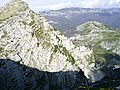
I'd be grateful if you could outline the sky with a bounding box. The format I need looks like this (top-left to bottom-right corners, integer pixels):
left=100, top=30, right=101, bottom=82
left=0, top=0, right=120, bottom=11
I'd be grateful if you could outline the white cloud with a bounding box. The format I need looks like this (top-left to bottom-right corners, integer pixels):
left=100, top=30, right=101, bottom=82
left=33, top=2, right=75, bottom=11
left=79, top=0, right=102, bottom=8
left=108, top=0, right=120, bottom=8
left=33, top=0, right=120, bottom=11
left=75, top=0, right=120, bottom=8
left=1, top=0, right=120, bottom=11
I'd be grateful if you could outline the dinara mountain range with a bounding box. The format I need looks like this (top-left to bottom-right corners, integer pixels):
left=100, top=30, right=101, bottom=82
left=0, top=0, right=120, bottom=90
left=41, top=7, right=120, bottom=36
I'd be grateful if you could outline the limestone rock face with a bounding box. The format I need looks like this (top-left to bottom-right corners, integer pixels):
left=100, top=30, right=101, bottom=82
left=0, top=0, right=119, bottom=89
left=0, top=0, right=96, bottom=89
left=0, top=0, right=77, bottom=72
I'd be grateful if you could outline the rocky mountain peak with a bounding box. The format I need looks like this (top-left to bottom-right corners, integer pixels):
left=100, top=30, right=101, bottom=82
left=0, top=0, right=77, bottom=72
left=0, top=0, right=29, bottom=21
left=0, top=0, right=120, bottom=89
left=0, top=1, right=94, bottom=89
left=0, top=0, right=106, bottom=82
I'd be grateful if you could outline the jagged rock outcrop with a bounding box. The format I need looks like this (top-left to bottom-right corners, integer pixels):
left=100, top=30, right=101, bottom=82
left=0, top=0, right=105, bottom=89
left=0, top=0, right=77, bottom=72
left=0, top=0, right=120, bottom=89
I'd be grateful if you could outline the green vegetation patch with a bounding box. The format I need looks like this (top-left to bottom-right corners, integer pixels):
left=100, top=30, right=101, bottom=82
left=1, top=31, right=8, bottom=38
left=22, top=21, right=27, bottom=25
left=51, top=45, right=75, bottom=65
left=29, top=20, right=35, bottom=26
left=0, top=47, right=4, bottom=53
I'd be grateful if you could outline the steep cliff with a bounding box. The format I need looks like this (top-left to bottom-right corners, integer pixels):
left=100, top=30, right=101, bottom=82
left=0, top=0, right=77, bottom=72
left=0, top=0, right=102, bottom=89
left=0, top=0, right=120, bottom=89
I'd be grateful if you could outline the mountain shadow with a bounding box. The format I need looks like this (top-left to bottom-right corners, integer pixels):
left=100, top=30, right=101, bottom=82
left=0, top=59, right=120, bottom=90
left=0, top=59, right=88, bottom=90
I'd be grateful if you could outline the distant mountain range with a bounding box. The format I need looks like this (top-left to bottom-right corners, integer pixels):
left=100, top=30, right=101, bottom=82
left=41, top=7, right=120, bottom=36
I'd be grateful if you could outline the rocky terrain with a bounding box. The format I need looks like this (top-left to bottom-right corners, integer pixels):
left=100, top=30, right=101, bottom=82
left=0, top=0, right=120, bottom=90
left=70, top=21, right=120, bottom=89
left=71, top=21, right=120, bottom=73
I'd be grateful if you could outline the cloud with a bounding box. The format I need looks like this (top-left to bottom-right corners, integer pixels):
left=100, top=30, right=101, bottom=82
left=34, top=2, right=73, bottom=11
left=108, top=0, right=120, bottom=8
left=79, top=0, right=102, bottom=8
left=74, top=0, right=120, bottom=8
left=1, top=0, right=119, bottom=11
left=32, top=0, right=120, bottom=11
